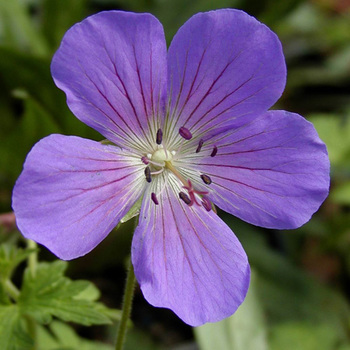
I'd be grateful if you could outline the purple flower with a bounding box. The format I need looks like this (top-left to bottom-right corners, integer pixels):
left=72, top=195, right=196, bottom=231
left=12, top=9, right=330, bottom=326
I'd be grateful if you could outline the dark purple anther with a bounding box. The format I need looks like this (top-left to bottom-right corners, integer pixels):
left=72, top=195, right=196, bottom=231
left=202, top=197, right=212, bottom=212
left=210, top=146, right=218, bottom=157
left=179, top=191, right=191, bottom=205
left=200, top=174, right=212, bottom=185
left=151, top=192, right=159, bottom=205
left=156, top=128, right=163, bottom=145
left=179, top=126, right=192, bottom=140
left=141, top=156, right=149, bottom=165
left=196, top=139, right=204, bottom=153
left=144, top=166, right=151, bottom=183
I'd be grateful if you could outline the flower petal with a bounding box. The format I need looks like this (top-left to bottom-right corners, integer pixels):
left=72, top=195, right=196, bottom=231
left=182, top=111, right=330, bottom=229
left=166, top=9, right=286, bottom=141
left=51, top=11, right=167, bottom=151
left=12, top=135, right=144, bottom=259
left=132, top=175, right=250, bottom=326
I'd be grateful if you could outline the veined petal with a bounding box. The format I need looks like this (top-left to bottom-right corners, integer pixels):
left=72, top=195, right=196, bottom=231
left=132, top=175, right=250, bottom=326
left=51, top=11, right=167, bottom=151
left=166, top=9, right=286, bottom=142
left=182, top=111, right=330, bottom=229
left=12, top=135, right=145, bottom=260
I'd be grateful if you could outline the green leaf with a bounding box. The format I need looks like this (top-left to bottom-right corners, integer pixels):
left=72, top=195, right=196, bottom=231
left=41, top=0, right=87, bottom=51
left=120, top=196, right=143, bottom=224
left=308, top=113, right=350, bottom=167
left=194, top=270, right=268, bottom=350
left=0, top=243, right=37, bottom=281
left=37, top=321, right=113, bottom=350
left=270, top=322, right=339, bottom=350
left=0, top=0, right=48, bottom=55
left=152, top=0, right=240, bottom=43
left=331, top=182, right=350, bottom=205
left=0, top=282, right=10, bottom=305
left=0, top=305, right=33, bottom=350
left=74, top=282, right=101, bottom=301
left=18, top=261, right=112, bottom=326
left=0, top=48, right=100, bottom=139
left=231, top=219, right=350, bottom=345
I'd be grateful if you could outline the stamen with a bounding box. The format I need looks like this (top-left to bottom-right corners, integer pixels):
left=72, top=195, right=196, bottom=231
left=151, top=168, right=164, bottom=175
left=141, top=156, right=149, bottom=165
left=202, top=197, right=212, bottom=212
left=144, top=166, right=152, bottom=183
left=196, top=139, right=204, bottom=153
left=179, top=191, right=191, bottom=205
left=151, top=192, right=159, bottom=205
left=156, top=128, right=163, bottom=145
left=210, top=146, right=218, bottom=157
left=200, top=174, right=212, bottom=185
left=179, top=126, right=192, bottom=140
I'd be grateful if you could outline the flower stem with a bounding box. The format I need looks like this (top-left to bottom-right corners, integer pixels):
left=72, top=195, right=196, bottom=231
left=27, top=239, right=37, bottom=278
left=115, top=256, right=136, bottom=350
left=4, top=279, right=20, bottom=301
left=26, top=239, right=38, bottom=348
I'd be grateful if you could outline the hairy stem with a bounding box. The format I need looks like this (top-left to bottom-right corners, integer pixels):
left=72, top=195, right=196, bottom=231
left=114, top=256, right=136, bottom=350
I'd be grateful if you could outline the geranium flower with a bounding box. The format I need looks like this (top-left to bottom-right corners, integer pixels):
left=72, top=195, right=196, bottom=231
left=12, top=9, right=329, bottom=326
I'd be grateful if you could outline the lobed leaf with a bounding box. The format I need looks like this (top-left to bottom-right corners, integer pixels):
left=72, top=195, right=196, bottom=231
left=18, top=261, right=112, bottom=326
left=0, top=243, right=37, bottom=282
left=0, top=305, right=33, bottom=350
left=37, top=321, right=113, bottom=350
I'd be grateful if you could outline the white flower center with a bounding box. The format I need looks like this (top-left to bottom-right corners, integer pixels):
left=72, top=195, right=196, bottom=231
left=151, top=147, right=172, bottom=167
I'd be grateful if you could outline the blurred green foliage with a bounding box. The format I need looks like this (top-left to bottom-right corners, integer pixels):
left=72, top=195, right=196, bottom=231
left=0, top=0, right=350, bottom=349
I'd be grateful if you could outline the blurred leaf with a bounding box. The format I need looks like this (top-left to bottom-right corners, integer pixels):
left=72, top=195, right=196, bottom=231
left=331, top=182, right=350, bottom=205
left=37, top=321, right=113, bottom=350
left=0, top=48, right=100, bottom=139
left=326, top=46, right=350, bottom=77
left=0, top=243, right=37, bottom=281
left=0, top=48, right=65, bottom=125
left=270, top=322, right=339, bottom=350
left=18, top=261, right=112, bottom=326
left=0, top=282, right=10, bottom=305
left=124, top=328, right=162, bottom=350
left=0, top=0, right=48, bottom=55
left=74, top=281, right=101, bottom=301
left=0, top=96, right=62, bottom=185
left=195, top=270, right=268, bottom=350
left=120, top=197, right=142, bottom=224
left=41, top=0, right=87, bottom=51
left=0, top=305, right=33, bottom=350
left=152, top=0, right=241, bottom=42
left=308, top=113, right=350, bottom=167
left=229, top=218, right=350, bottom=345
left=260, top=0, right=304, bottom=27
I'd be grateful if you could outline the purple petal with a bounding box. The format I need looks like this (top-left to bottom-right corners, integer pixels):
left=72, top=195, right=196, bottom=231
left=132, top=177, right=250, bottom=326
left=12, top=135, right=144, bottom=259
left=181, top=111, right=330, bottom=229
left=51, top=11, right=167, bottom=150
left=167, top=9, right=286, bottom=139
